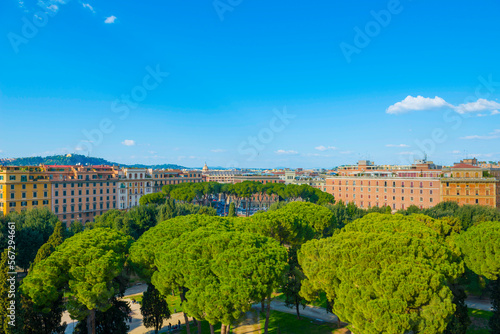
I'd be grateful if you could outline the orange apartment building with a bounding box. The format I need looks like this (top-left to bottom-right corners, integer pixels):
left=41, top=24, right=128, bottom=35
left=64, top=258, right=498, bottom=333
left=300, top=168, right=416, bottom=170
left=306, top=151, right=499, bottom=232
left=150, top=169, right=204, bottom=193
left=46, top=165, right=119, bottom=226
left=440, top=163, right=497, bottom=207
left=325, top=176, right=440, bottom=210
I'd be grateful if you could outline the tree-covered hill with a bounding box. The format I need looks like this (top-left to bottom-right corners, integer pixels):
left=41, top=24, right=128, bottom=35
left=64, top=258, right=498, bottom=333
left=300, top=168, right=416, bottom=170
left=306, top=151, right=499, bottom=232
left=0, top=154, right=186, bottom=169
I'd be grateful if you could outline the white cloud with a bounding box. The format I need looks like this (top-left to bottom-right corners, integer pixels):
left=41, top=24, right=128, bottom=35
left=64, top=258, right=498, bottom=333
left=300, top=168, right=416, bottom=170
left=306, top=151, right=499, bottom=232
left=461, top=129, right=500, bottom=140
left=121, top=139, right=135, bottom=146
left=452, top=150, right=461, bottom=154
left=386, top=96, right=452, bottom=114
left=275, top=150, right=299, bottom=155
left=82, top=3, right=95, bottom=13
left=386, top=144, right=410, bottom=148
left=211, top=149, right=226, bottom=153
left=315, top=145, right=337, bottom=151
left=387, top=95, right=500, bottom=116
left=104, top=15, right=117, bottom=24
left=455, top=99, right=500, bottom=114
left=148, top=150, right=157, bottom=154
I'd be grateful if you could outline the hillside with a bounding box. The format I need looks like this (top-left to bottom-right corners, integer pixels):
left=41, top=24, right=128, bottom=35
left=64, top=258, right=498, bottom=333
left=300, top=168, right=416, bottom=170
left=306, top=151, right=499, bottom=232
left=0, top=154, right=186, bottom=170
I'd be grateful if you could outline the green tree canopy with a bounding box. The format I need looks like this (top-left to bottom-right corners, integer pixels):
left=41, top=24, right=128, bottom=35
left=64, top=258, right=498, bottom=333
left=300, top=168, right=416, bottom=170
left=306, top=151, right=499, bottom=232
left=299, top=213, right=464, bottom=334
left=22, top=228, right=133, bottom=333
left=139, top=192, right=166, bottom=206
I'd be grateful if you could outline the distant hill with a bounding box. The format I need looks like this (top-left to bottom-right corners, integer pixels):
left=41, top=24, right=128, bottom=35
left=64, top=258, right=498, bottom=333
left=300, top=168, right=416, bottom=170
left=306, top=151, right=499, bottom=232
left=0, top=154, right=186, bottom=170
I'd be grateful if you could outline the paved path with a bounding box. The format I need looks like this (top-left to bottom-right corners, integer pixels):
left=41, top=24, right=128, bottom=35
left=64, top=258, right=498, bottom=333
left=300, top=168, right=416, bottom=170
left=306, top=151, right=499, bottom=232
left=252, top=300, right=339, bottom=323
left=233, top=310, right=261, bottom=334
left=465, top=297, right=493, bottom=311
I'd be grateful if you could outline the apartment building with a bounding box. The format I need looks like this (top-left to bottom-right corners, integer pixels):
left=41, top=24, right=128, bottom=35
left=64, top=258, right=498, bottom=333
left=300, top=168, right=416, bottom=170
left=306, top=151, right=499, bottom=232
left=122, top=168, right=153, bottom=208
left=150, top=169, right=204, bottom=193
left=440, top=163, right=497, bottom=207
left=0, top=166, right=51, bottom=216
left=325, top=176, right=440, bottom=210
left=47, top=165, right=119, bottom=225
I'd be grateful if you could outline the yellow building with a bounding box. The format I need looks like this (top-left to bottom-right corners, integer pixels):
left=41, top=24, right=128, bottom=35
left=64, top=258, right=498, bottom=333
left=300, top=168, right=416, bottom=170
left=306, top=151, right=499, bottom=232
left=440, top=164, right=497, bottom=208
left=0, top=166, right=52, bottom=216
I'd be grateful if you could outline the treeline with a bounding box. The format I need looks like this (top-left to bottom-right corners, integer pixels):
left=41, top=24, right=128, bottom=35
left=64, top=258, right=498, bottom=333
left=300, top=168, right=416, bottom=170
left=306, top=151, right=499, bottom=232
left=0, top=154, right=186, bottom=169
left=140, top=180, right=336, bottom=216
left=397, top=201, right=500, bottom=230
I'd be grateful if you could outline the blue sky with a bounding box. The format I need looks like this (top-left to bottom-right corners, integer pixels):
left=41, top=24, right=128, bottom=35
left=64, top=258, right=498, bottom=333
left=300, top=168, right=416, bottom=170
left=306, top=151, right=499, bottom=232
left=1, top=0, right=499, bottom=168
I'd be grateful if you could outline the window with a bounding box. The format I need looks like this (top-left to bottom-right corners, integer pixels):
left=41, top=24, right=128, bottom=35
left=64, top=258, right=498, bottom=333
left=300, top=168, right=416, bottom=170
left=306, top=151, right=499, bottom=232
left=33, top=192, right=37, bottom=198
left=32, top=200, right=38, bottom=206
left=9, top=176, right=16, bottom=181
left=33, top=184, right=37, bottom=189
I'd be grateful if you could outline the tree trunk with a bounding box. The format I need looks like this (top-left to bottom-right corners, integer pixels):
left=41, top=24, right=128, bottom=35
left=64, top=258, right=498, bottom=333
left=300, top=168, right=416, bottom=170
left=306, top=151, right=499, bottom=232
left=210, top=324, right=215, bottom=334
left=197, top=319, right=202, bottom=334
left=295, top=299, right=301, bottom=319
left=264, top=296, right=271, bottom=334
left=261, top=299, right=265, bottom=313
left=227, top=324, right=231, bottom=333
left=87, top=308, right=96, bottom=334
left=221, top=323, right=227, bottom=334
left=179, top=287, right=191, bottom=334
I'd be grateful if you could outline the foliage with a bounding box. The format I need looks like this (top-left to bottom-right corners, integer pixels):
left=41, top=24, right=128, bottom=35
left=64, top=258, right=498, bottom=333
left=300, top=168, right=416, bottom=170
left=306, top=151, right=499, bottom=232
left=3, top=208, right=59, bottom=271
left=299, top=213, right=464, bottom=334
left=139, top=192, right=166, bottom=206
left=1, top=153, right=185, bottom=169
left=22, top=228, right=133, bottom=321
left=73, top=297, right=131, bottom=334
left=228, top=202, right=236, bottom=217
left=457, top=221, right=500, bottom=280
left=398, top=201, right=500, bottom=231
left=275, top=202, right=334, bottom=238
left=141, top=283, right=171, bottom=333
left=444, top=284, right=471, bottom=334
left=243, top=210, right=314, bottom=246
left=93, top=205, right=158, bottom=239
left=129, top=215, right=229, bottom=279
left=282, top=247, right=306, bottom=319
left=152, top=228, right=288, bottom=326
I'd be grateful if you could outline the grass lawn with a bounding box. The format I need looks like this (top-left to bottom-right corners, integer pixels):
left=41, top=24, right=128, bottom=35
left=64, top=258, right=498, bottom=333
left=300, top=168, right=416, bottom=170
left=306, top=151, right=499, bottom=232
left=180, top=310, right=342, bottom=334
left=260, top=310, right=341, bottom=334
left=126, top=293, right=185, bottom=314
left=274, top=291, right=329, bottom=309
left=466, top=308, right=493, bottom=334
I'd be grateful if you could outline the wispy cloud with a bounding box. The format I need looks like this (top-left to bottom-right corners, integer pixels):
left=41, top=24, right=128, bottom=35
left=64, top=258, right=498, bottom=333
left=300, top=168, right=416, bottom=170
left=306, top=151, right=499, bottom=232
left=121, top=139, right=136, bottom=146
left=104, top=15, right=117, bottom=24
left=386, top=144, right=410, bottom=148
left=461, top=129, right=500, bottom=140
left=275, top=149, right=299, bottom=155
left=315, top=145, right=337, bottom=151
left=387, top=95, right=500, bottom=116
left=82, top=3, right=95, bottom=13
left=211, top=149, right=226, bottom=153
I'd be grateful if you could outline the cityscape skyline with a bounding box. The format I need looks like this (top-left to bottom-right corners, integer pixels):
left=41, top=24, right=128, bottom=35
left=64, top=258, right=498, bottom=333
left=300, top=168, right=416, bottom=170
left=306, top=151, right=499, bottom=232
left=1, top=0, right=500, bottom=168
